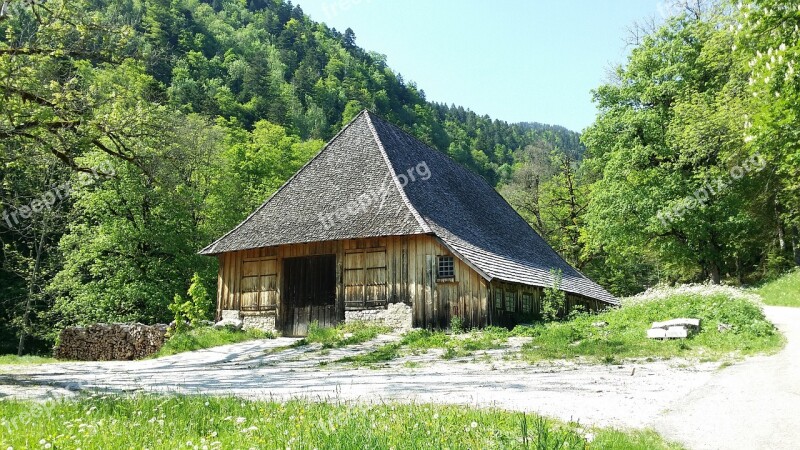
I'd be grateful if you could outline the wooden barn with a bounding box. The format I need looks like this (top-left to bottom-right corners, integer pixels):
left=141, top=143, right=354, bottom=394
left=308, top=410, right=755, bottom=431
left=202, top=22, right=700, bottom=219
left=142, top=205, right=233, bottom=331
left=200, top=111, right=617, bottom=335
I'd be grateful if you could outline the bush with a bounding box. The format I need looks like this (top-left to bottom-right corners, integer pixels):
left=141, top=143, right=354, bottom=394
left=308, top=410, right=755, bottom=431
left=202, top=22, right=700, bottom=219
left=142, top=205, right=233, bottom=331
left=168, top=273, right=213, bottom=335
left=449, top=316, right=464, bottom=334
left=541, top=269, right=566, bottom=321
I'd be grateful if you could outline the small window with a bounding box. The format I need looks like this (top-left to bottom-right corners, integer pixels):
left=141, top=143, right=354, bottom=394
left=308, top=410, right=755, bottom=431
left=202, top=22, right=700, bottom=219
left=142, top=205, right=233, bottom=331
left=437, top=256, right=455, bottom=279
left=522, top=293, right=533, bottom=314
left=505, top=291, right=516, bottom=312
left=494, top=288, right=504, bottom=310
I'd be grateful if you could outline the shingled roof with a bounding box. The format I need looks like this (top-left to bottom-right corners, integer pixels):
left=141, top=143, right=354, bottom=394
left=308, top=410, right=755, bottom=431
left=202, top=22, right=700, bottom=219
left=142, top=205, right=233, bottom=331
left=201, top=110, right=618, bottom=305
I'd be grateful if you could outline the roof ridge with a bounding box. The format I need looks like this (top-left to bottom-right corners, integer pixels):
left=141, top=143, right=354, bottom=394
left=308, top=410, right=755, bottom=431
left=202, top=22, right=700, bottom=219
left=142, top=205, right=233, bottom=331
left=199, top=110, right=372, bottom=255
left=363, top=111, right=432, bottom=234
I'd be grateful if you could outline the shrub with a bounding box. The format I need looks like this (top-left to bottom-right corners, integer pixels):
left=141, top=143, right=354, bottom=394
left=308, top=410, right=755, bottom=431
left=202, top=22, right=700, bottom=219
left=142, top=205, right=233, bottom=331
left=541, top=269, right=566, bottom=321
left=449, top=316, right=464, bottom=334
left=168, top=273, right=212, bottom=335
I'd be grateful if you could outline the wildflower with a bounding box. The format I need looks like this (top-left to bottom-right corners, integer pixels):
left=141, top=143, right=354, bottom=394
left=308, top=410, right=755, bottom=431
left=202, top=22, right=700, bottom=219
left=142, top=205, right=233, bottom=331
left=236, top=417, right=247, bottom=424
left=471, top=421, right=478, bottom=428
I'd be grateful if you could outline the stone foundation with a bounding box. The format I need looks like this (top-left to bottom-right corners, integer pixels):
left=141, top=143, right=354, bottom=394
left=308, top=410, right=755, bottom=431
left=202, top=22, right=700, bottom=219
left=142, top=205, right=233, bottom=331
left=241, top=312, right=277, bottom=332
left=345, top=302, right=413, bottom=331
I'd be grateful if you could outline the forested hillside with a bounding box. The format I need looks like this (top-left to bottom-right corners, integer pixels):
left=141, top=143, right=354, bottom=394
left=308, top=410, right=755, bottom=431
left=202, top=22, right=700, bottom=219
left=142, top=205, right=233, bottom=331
left=1, top=0, right=798, bottom=356
left=0, top=0, right=583, bottom=354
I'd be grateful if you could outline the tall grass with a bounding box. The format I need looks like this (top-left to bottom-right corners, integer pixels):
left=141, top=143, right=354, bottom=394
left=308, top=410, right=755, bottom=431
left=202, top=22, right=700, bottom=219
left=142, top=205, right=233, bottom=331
left=520, top=293, right=783, bottom=362
left=295, top=321, right=391, bottom=349
left=0, top=395, right=683, bottom=450
left=154, top=327, right=275, bottom=357
left=756, top=268, right=800, bottom=307
left=0, top=355, right=58, bottom=366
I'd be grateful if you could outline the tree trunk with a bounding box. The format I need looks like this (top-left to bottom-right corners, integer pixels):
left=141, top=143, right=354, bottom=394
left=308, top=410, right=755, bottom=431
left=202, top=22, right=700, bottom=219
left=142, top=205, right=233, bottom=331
left=710, top=262, right=721, bottom=285
left=17, top=219, right=47, bottom=356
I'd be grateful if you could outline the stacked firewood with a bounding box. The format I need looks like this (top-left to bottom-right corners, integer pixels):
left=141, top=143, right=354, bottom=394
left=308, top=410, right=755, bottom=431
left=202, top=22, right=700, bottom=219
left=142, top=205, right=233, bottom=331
left=54, top=323, right=168, bottom=361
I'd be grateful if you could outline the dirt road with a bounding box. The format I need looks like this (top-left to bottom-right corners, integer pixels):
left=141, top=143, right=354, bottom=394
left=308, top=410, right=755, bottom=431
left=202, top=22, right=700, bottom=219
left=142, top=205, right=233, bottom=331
left=0, top=335, right=718, bottom=429
left=654, top=306, right=800, bottom=450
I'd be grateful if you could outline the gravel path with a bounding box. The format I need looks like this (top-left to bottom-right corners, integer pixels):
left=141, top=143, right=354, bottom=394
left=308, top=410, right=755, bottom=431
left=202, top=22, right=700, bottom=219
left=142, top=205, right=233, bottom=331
left=0, top=334, right=721, bottom=429
left=654, top=306, right=800, bottom=450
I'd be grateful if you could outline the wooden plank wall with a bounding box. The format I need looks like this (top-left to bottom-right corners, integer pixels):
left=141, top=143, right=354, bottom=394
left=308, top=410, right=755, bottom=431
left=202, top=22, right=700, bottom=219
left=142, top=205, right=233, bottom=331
left=488, top=280, right=607, bottom=328
left=216, top=235, right=490, bottom=329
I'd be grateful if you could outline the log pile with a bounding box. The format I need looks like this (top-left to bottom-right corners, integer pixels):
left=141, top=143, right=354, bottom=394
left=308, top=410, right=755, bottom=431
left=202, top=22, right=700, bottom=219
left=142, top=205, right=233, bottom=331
left=55, top=323, right=168, bottom=361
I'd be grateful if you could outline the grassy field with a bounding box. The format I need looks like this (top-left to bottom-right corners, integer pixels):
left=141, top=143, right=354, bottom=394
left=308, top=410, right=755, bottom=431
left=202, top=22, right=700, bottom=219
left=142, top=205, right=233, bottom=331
left=336, top=327, right=510, bottom=366
left=0, top=395, right=682, bottom=450
left=756, top=269, right=800, bottom=307
left=0, top=355, right=58, bottom=366
left=294, top=321, right=391, bottom=348
left=341, top=291, right=783, bottom=366
left=154, top=327, right=275, bottom=357
left=520, top=293, right=782, bottom=363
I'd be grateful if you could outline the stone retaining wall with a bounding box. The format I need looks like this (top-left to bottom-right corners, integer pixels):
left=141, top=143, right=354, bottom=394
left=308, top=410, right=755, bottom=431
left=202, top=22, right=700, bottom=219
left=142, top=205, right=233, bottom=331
left=345, top=302, right=413, bottom=331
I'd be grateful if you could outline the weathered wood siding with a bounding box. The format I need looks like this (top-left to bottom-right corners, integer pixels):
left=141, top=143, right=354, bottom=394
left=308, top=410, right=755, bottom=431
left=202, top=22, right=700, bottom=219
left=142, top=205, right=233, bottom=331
left=488, top=280, right=607, bottom=327
left=215, top=235, right=490, bottom=331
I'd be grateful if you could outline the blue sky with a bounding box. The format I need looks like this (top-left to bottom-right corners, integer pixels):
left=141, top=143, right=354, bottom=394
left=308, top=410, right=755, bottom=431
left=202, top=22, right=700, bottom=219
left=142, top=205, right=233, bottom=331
left=296, top=0, right=668, bottom=132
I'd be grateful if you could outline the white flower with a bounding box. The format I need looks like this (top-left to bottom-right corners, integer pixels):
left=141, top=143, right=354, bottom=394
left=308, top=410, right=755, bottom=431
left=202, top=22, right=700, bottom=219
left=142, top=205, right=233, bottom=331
left=780, top=43, right=787, bottom=51
left=235, top=417, right=246, bottom=424
left=470, top=421, right=478, bottom=428
left=432, top=413, right=439, bottom=420
left=44, top=445, right=51, bottom=450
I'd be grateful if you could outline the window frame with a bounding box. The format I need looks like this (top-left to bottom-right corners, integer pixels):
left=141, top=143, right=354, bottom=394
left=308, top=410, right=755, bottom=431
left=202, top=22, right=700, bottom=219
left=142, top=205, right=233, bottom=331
left=436, top=255, right=455, bottom=280
left=505, top=291, right=517, bottom=312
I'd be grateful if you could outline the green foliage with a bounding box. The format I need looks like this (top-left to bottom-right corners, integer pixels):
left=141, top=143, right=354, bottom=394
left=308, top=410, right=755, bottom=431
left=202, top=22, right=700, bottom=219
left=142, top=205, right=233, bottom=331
left=155, top=327, right=274, bottom=358
left=449, top=315, right=465, bottom=334
left=0, top=0, right=588, bottom=354
left=338, top=342, right=403, bottom=366
left=168, top=273, right=213, bottom=334
left=0, top=355, right=58, bottom=366
left=521, top=292, right=783, bottom=362
left=755, top=269, right=800, bottom=307
left=297, top=321, right=390, bottom=349
left=541, top=269, right=566, bottom=321
left=0, top=396, right=680, bottom=450
left=340, top=327, right=512, bottom=365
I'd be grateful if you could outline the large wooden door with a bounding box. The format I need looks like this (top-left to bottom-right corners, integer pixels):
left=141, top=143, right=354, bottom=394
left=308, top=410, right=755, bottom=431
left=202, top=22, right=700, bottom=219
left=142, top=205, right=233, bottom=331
left=282, top=254, right=338, bottom=336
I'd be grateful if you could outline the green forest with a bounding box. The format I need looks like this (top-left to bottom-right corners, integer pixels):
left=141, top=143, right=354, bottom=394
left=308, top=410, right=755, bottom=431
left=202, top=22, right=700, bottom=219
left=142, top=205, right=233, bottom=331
left=0, top=0, right=797, bottom=355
